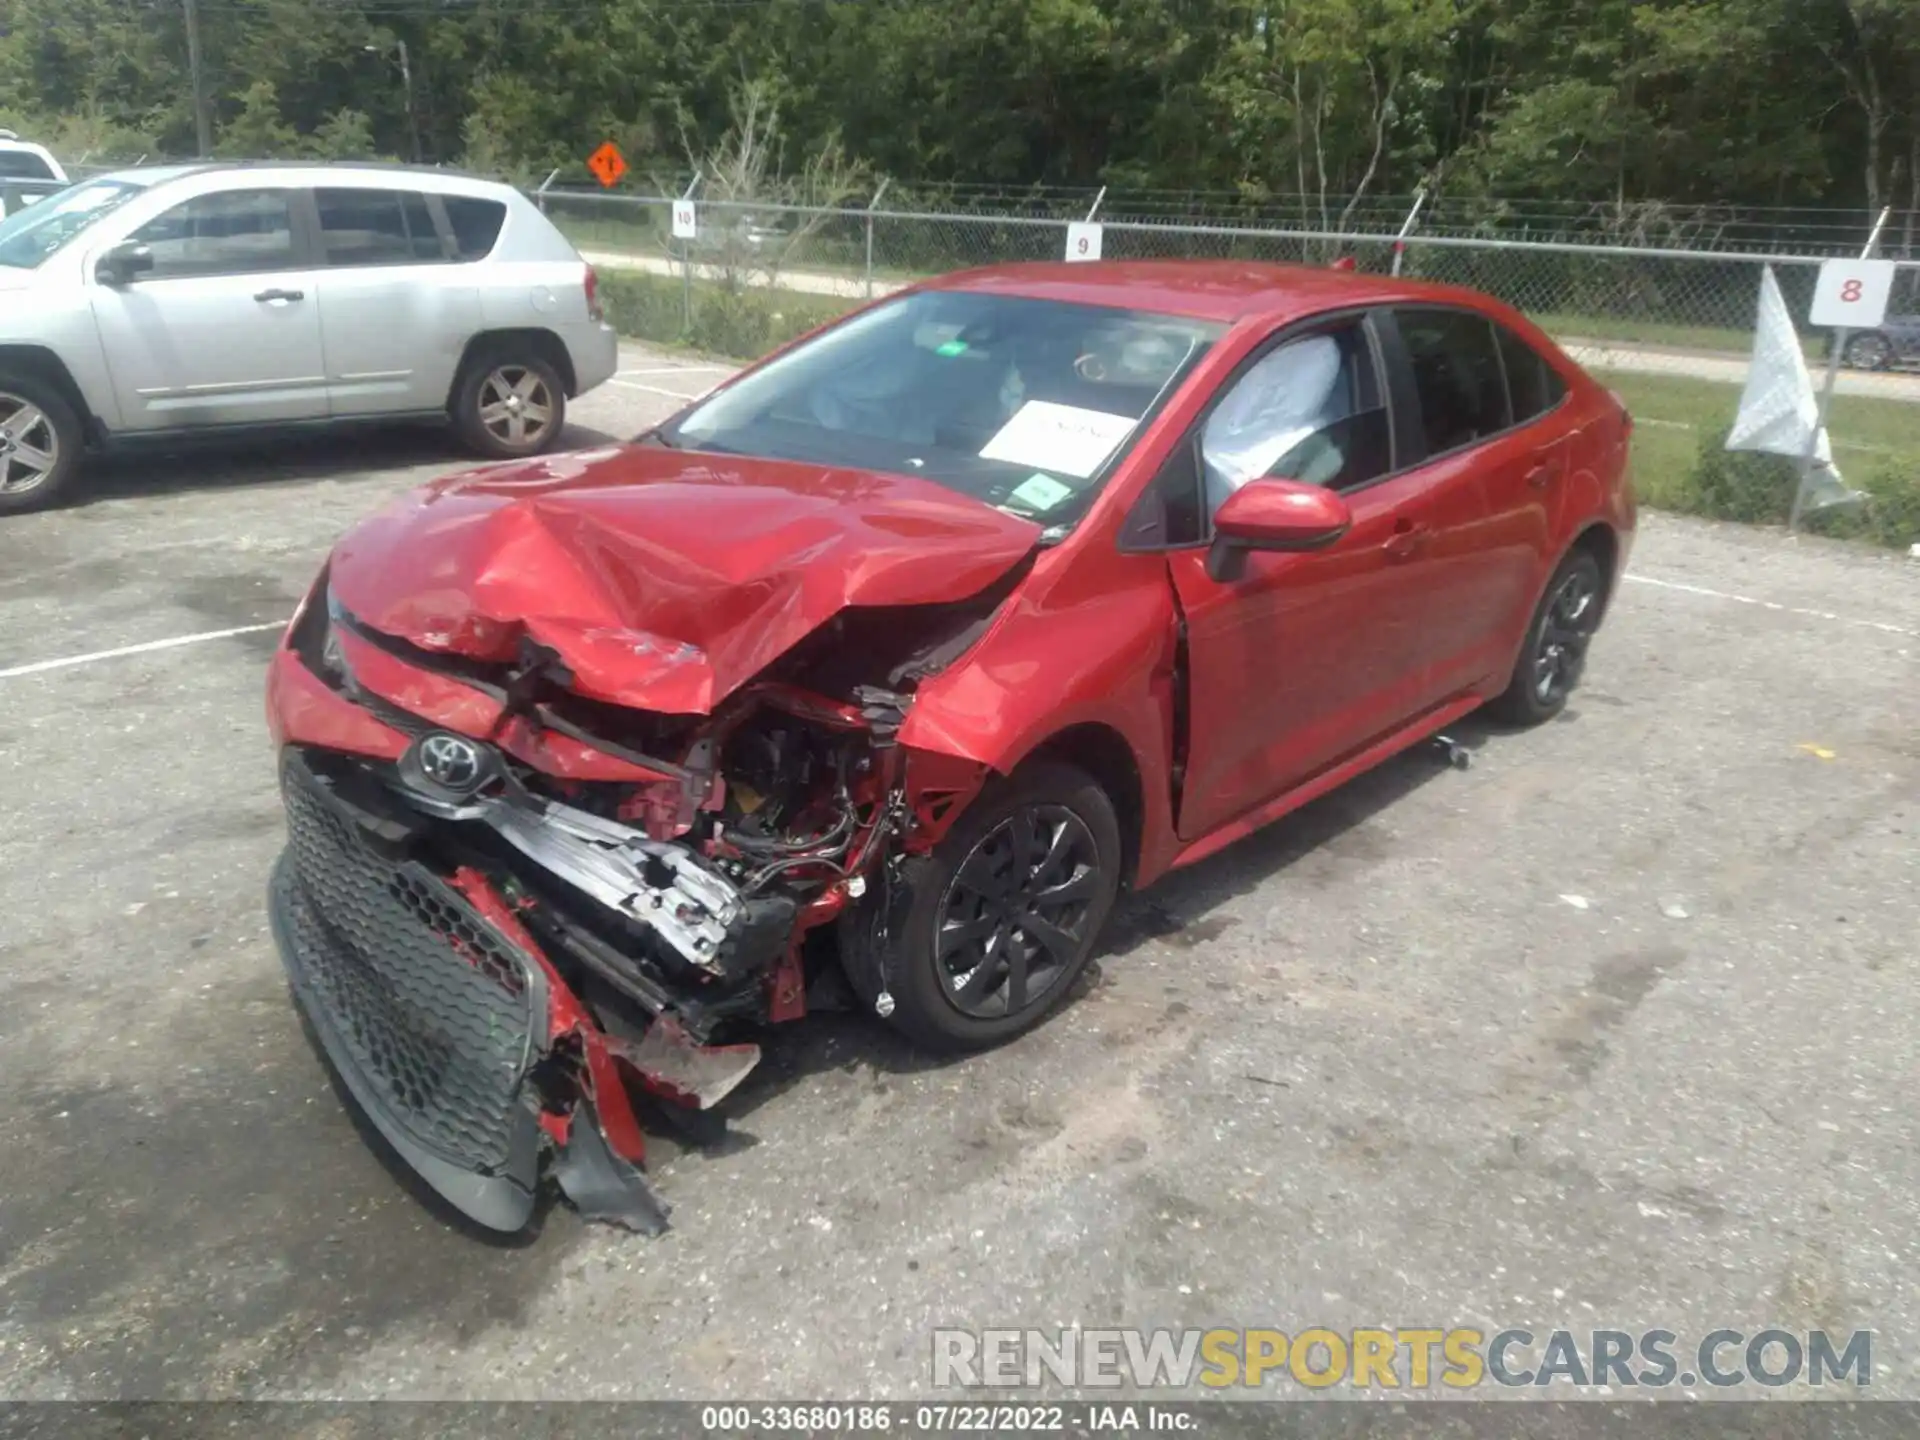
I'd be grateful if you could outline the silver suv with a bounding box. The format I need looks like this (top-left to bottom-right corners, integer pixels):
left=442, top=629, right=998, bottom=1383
left=0, top=162, right=619, bottom=512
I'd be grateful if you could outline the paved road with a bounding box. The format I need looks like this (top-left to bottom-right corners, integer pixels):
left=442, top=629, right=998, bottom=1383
left=581, top=250, right=1920, bottom=404
left=1, top=350, right=1916, bottom=1400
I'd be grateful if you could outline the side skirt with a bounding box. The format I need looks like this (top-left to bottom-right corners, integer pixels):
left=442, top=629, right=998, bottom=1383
left=1166, top=692, right=1485, bottom=874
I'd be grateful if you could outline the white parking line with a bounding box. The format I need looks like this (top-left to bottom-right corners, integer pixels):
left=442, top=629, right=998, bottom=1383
left=0, top=621, right=287, bottom=680
left=619, top=365, right=731, bottom=377
left=608, top=378, right=708, bottom=399
left=1624, top=573, right=1917, bottom=637
left=3, top=567, right=1908, bottom=685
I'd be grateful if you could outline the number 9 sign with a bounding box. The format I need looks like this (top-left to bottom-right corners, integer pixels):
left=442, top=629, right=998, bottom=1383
left=1065, top=222, right=1103, bottom=263
left=1809, top=258, right=1895, bottom=329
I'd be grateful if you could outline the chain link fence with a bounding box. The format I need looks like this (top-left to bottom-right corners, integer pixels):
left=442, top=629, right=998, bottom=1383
left=541, top=189, right=1918, bottom=350
left=542, top=186, right=1920, bottom=544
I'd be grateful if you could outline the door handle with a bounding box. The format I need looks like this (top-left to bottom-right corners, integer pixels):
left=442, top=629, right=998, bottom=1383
left=254, top=287, right=305, bottom=303
left=1383, top=519, right=1430, bottom=560
left=1525, top=460, right=1562, bottom=489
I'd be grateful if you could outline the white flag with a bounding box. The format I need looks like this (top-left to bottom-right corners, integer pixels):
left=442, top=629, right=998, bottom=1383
left=1726, top=266, right=1861, bottom=512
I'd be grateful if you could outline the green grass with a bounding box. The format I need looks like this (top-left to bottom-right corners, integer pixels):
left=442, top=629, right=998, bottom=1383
left=1534, top=311, right=1799, bottom=358
left=1602, top=368, right=1920, bottom=454
left=1598, top=367, right=1920, bottom=545
left=598, top=268, right=854, bottom=358
left=552, top=210, right=662, bottom=256
left=553, top=209, right=922, bottom=283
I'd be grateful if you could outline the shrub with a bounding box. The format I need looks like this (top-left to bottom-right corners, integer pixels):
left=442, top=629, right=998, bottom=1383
left=596, top=270, right=855, bottom=359
left=1672, top=427, right=1801, bottom=525
left=1810, top=458, right=1920, bottom=549
left=1674, top=425, right=1920, bottom=548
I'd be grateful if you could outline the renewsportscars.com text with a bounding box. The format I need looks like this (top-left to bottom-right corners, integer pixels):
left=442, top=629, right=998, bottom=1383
left=932, top=1327, right=1872, bottom=1390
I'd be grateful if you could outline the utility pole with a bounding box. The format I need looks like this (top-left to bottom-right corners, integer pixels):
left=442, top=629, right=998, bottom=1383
left=183, top=0, right=213, bottom=157
left=369, top=39, right=423, bottom=162
left=398, top=40, right=421, bottom=164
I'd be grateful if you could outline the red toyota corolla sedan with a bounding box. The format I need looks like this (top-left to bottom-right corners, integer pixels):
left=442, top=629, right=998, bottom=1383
left=265, top=261, right=1634, bottom=1233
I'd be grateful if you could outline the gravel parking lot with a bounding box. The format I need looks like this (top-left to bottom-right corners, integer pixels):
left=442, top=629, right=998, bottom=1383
left=0, top=344, right=1915, bottom=1401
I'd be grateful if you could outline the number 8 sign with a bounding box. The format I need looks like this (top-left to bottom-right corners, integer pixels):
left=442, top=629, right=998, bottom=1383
left=1809, top=258, right=1895, bottom=329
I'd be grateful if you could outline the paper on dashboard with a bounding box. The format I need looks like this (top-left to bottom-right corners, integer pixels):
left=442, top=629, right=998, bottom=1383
left=979, top=400, right=1137, bottom=480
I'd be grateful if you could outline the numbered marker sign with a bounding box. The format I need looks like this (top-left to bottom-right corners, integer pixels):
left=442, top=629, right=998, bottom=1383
left=671, top=200, right=698, bottom=240
left=1065, top=221, right=1103, bottom=263
left=1809, top=258, right=1895, bottom=329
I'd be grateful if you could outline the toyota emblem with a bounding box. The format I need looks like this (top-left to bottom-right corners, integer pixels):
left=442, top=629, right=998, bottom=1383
left=415, top=732, right=486, bottom=792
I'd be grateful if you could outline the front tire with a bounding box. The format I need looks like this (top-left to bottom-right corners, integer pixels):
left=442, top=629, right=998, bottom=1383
left=1490, top=550, right=1604, bottom=726
left=0, top=374, right=84, bottom=515
left=453, top=351, right=567, bottom=459
left=1843, top=332, right=1892, bottom=371
left=840, top=761, right=1122, bottom=1053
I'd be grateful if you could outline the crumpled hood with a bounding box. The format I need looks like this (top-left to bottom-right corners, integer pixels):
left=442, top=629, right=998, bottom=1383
left=326, top=443, right=1042, bottom=715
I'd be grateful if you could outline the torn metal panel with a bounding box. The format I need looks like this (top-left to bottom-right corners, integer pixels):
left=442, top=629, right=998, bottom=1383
left=326, top=447, right=1041, bottom=716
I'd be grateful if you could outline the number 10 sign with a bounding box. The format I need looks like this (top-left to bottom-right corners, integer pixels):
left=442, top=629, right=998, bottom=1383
left=1808, top=258, right=1896, bottom=329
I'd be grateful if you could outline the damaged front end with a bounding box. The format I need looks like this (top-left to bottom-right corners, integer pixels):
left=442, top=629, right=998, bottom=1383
left=266, top=541, right=1016, bottom=1234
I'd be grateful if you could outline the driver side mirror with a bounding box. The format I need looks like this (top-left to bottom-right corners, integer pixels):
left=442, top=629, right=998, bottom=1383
left=1206, top=477, right=1352, bottom=582
left=94, top=242, right=154, bottom=287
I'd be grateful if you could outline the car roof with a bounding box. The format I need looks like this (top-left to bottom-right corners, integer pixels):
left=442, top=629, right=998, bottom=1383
left=96, top=164, right=200, bottom=187
left=922, top=259, right=1510, bottom=327
left=93, top=160, right=518, bottom=199
left=0, top=136, right=65, bottom=165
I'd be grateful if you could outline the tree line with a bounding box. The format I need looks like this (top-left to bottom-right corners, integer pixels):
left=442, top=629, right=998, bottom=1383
left=2, top=0, right=1915, bottom=228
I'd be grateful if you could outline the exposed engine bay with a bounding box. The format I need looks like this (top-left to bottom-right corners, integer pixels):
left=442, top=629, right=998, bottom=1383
left=268, top=558, right=1021, bottom=1234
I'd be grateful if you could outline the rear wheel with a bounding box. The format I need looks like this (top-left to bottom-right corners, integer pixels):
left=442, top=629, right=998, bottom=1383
left=1490, top=550, right=1604, bottom=726
left=0, top=374, right=83, bottom=515
left=453, top=351, right=567, bottom=459
left=840, top=761, right=1121, bottom=1052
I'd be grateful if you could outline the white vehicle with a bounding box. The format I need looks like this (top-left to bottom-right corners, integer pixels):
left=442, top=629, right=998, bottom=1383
left=0, top=161, right=620, bottom=512
left=0, top=131, right=69, bottom=220
left=0, top=131, right=67, bottom=187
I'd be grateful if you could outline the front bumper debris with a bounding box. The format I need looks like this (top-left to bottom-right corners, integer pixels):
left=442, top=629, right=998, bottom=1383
left=263, top=541, right=1004, bottom=1235
left=270, top=748, right=675, bottom=1233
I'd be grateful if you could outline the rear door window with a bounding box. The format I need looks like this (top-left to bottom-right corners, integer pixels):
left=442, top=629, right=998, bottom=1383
left=440, top=195, right=507, bottom=261
left=315, top=187, right=435, bottom=267
left=1396, top=308, right=1512, bottom=455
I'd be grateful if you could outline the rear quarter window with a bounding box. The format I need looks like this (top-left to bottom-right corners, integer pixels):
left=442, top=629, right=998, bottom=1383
left=442, top=195, right=507, bottom=261
left=1496, top=324, right=1566, bottom=423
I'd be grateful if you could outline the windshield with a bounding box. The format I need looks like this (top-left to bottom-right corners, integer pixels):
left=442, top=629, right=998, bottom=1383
left=0, top=178, right=146, bottom=269
left=660, top=291, right=1222, bottom=526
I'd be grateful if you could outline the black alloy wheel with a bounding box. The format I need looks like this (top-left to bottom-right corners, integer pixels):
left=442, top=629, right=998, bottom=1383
left=934, top=803, right=1102, bottom=1020
left=1491, top=549, right=1604, bottom=725
left=1531, top=561, right=1600, bottom=709
left=839, top=761, right=1122, bottom=1052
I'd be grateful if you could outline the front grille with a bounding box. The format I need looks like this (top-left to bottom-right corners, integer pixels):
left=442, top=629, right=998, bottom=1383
left=277, top=753, right=539, bottom=1174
